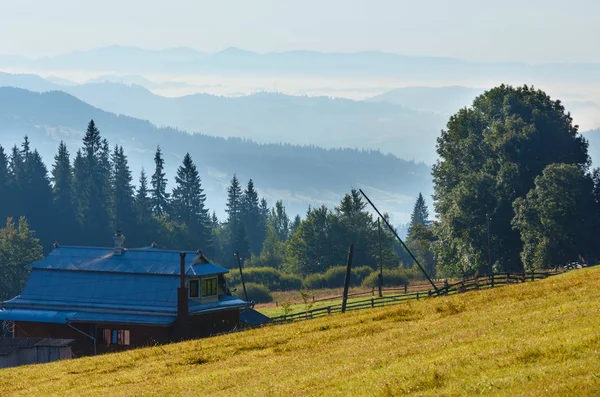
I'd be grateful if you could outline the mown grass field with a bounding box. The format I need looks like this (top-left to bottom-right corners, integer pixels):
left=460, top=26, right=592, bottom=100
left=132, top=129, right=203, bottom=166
left=2, top=267, right=600, bottom=396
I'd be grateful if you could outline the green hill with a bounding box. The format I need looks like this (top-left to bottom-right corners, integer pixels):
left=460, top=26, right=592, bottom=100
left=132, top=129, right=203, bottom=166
left=2, top=268, right=600, bottom=396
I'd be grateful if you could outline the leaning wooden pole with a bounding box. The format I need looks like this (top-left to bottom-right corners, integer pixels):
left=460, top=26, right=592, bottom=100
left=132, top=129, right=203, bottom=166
left=377, top=218, right=384, bottom=298
left=341, top=244, right=354, bottom=313
left=235, top=252, right=249, bottom=301
left=359, top=189, right=440, bottom=295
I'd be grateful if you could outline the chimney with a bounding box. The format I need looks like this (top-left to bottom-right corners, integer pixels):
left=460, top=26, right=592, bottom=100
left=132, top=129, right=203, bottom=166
left=177, top=252, right=189, bottom=340
left=113, top=231, right=125, bottom=255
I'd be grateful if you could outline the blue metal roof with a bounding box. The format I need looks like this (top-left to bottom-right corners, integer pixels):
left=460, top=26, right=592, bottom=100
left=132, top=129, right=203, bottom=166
left=0, top=245, right=250, bottom=326
left=0, top=308, right=175, bottom=326
left=29, top=246, right=230, bottom=276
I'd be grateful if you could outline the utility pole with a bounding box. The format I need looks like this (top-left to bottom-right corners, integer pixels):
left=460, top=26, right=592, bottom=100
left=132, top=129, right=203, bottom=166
left=377, top=218, right=383, bottom=298
left=341, top=244, right=354, bottom=313
left=235, top=252, right=248, bottom=301
left=487, top=213, right=492, bottom=274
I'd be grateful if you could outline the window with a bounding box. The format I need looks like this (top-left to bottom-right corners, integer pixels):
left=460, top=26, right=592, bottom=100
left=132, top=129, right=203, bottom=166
left=96, top=328, right=130, bottom=346
left=189, top=279, right=199, bottom=298
left=202, top=278, right=218, bottom=297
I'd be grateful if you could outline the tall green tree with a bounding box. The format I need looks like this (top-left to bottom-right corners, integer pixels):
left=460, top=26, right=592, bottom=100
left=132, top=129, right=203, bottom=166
left=51, top=141, right=78, bottom=244
left=225, top=174, right=249, bottom=262
left=287, top=205, right=335, bottom=275
left=0, top=145, right=12, bottom=223
left=76, top=120, right=112, bottom=244
left=242, top=179, right=265, bottom=255
left=290, top=214, right=301, bottom=235
left=0, top=217, right=43, bottom=301
left=433, top=85, right=589, bottom=275
left=407, top=193, right=430, bottom=239
left=111, top=145, right=135, bottom=232
left=151, top=146, right=170, bottom=216
left=133, top=169, right=154, bottom=247
left=171, top=153, right=211, bottom=251
left=512, top=164, right=595, bottom=270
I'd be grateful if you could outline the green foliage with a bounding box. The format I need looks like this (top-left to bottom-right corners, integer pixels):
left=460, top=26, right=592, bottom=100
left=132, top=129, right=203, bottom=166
left=361, top=268, right=411, bottom=287
left=225, top=267, right=302, bottom=291
left=407, top=192, right=430, bottom=238
left=150, top=146, right=169, bottom=217
left=0, top=217, right=43, bottom=301
left=512, top=164, right=596, bottom=270
left=237, top=282, right=273, bottom=303
left=433, top=85, right=590, bottom=275
left=302, top=265, right=374, bottom=289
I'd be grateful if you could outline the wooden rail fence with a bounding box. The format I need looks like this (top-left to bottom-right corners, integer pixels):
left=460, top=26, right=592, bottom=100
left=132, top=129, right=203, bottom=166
left=268, top=269, right=566, bottom=324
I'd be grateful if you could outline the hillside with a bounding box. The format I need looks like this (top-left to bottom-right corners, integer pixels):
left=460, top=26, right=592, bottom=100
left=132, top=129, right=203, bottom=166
left=2, top=267, right=599, bottom=396
left=0, top=87, right=433, bottom=220
left=0, top=72, right=446, bottom=163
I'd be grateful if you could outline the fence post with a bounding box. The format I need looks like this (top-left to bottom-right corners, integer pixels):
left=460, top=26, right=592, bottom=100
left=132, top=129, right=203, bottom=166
left=491, top=273, right=495, bottom=288
left=404, top=284, right=408, bottom=294
left=417, top=291, right=420, bottom=300
left=371, top=298, right=374, bottom=308
left=531, top=271, right=535, bottom=282
left=327, top=306, right=331, bottom=315
left=276, top=301, right=279, bottom=307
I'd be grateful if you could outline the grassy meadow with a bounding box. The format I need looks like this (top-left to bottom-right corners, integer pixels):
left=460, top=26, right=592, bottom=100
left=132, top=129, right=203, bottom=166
left=1, top=267, right=600, bottom=396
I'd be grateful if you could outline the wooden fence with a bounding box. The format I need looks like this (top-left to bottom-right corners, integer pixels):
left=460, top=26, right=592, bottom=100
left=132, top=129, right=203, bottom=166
left=268, top=269, right=566, bottom=324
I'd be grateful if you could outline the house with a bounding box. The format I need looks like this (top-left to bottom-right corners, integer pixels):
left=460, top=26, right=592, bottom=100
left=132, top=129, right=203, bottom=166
left=0, top=232, right=251, bottom=357
left=0, top=337, right=74, bottom=369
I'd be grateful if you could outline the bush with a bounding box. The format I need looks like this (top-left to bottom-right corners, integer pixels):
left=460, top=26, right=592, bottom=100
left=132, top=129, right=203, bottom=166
left=279, top=274, right=303, bottom=290
left=303, top=273, right=328, bottom=289
left=303, top=265, right=375, bottom=289
left=361, top=268, right=411, bottom=288
left=239, top=283, right=273, bottom=303
left=225, top=267, right=302, bottom=291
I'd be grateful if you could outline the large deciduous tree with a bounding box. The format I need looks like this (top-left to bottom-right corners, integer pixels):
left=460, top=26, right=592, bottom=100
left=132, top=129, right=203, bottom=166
left=433, top=85, right=590, bottom=275
left=512, top=164, right=595, bottom=270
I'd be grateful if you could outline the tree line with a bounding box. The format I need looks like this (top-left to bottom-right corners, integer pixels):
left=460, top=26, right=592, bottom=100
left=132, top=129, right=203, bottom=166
left=0, top=120, right=434, bottom=300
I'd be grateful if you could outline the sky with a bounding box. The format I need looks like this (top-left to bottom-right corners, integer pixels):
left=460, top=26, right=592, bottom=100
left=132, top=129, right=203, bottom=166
left=0, top=0, right=599, bottom=63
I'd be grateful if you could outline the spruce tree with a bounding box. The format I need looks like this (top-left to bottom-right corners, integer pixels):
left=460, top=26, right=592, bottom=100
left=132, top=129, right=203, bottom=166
left=15, top=137, right=53, bottom=249
left=79, top=120, right=112, bottom=245
left=290, top=214, right=302, bottom=235
left=134, top=168, right=153, bottom=247
left=0, top=146, right=11, bottom=223
left=225, top=174, right=249, bottom=260
left=111, top=145, right=135, bottom=232
left=151, top=146, right=169, bottom=216
left=171, top=153, right=211, bottom=250
left=407, top=193, right=430, bottom=240
left=51, top=142, right=78, bottom=244
left=242, top=179, right=265, bottom=255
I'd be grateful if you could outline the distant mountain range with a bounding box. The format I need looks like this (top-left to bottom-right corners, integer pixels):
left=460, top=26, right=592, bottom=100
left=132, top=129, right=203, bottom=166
left=0, top=72, right=447, bottom=164
left=2, top=46, right=600, bottom=84
left=0, top=87, right=433, bottom=225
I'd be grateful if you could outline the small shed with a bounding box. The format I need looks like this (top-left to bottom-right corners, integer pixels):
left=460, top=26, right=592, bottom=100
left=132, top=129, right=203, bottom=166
left=0, top=337, right=74, bottom=369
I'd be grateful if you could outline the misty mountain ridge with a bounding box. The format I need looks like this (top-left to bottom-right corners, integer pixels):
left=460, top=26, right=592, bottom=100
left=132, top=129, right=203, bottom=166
left=0, top=71, right=447, bottom=164
left=3, top=45, right=600, bottom=83
left=0, top=86, right=433, bottom=224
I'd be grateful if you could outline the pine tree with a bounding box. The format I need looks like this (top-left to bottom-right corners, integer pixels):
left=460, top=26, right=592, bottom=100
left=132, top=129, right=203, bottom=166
left=111, top=145, right=135, bottom=232
left=78, top=120, right=112, bottom=244
left=225, top=174, right=249, bottom=260
left=171, top=153, right=211, bottom=250
left=0, top=146, right=11, bottom=223
left=151, top=146, right=169, bottom=216
left=407, top=193, right=430, bottom=240
left=271, top=201, right=290, bottom=242
left=133, top=168, right=153, bottom=247
left=14, top=136, right=53, bottom=249
left=51, top=141, right=78, bottom=244
left=290, top=214, right=302, bottom=235
left=242, top=179, right=265, bottom=255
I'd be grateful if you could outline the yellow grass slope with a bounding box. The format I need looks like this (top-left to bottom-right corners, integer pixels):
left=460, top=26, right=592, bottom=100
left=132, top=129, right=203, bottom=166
left=2, top=268, right=600, bottom=396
